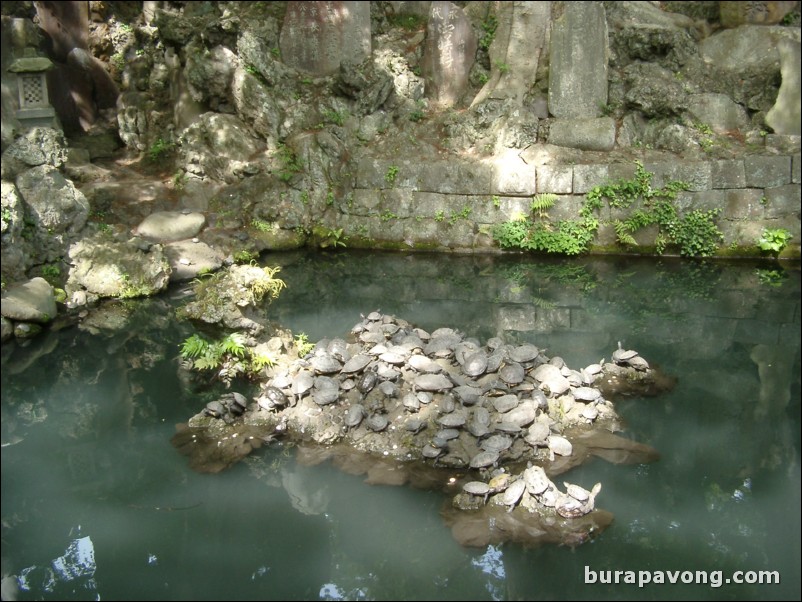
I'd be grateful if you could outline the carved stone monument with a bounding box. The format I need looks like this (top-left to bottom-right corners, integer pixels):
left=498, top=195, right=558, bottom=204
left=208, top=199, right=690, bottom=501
left=421, top=1, right=477, bottom=108
left=279, top=1, right=371, bottom=76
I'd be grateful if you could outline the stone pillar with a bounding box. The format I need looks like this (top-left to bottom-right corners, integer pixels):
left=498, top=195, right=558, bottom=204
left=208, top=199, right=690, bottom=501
left=548, top=1, right=608, bottom=118
left=421, top=1, right=477, bottom=108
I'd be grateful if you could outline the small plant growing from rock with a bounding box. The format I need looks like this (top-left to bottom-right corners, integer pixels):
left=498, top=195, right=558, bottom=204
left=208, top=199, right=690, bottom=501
left=756, top=228, right=792, bottom=257
left=148, top=138, right=174, bottom=162
left=385, top=165, right=399, bottom=185
left=294, top=333, right=315, bottom=357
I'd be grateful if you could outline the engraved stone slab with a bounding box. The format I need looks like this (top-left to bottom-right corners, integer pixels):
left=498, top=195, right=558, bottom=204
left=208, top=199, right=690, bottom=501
left=280, top=1, right=370, bottom=76
left=422, top=1, right=477, bottom=107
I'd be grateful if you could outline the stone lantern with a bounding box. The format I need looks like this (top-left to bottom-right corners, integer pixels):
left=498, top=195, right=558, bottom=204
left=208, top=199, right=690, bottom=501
left=8, top=48, right=59, bottom=130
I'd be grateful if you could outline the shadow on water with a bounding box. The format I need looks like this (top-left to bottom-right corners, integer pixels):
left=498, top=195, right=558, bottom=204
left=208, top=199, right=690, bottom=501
left=1, top=252, right=799, bottom=600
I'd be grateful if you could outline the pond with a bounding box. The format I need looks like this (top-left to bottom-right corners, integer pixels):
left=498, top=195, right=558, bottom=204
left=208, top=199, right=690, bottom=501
left=1, top=251, right=800, bottom=601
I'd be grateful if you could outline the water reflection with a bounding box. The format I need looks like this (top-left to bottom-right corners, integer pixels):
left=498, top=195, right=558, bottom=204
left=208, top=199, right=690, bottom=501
left=6, top=529, right=98, bottom=601
left=1, top=252, right=799, bottom=600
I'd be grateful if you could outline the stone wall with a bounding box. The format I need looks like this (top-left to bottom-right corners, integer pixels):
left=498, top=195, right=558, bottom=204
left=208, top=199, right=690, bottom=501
left=338, top=147, right=801, bottom=254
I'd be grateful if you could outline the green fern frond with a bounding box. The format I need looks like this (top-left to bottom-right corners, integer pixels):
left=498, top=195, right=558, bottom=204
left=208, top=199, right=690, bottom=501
left=180, top=334, right=209, bottom=359
left=531, top=193, right=557, bottom=215
left=219, top=332, right=248, bottom=358
left=613, top=220, right=638, bottom=246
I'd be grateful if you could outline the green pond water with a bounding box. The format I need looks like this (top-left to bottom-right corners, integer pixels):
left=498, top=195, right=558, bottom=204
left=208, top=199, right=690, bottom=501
left=1, top=251, right=800, bottom=601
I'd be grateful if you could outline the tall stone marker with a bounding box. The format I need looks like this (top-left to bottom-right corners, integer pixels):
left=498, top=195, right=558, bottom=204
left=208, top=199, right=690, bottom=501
left=548, top=2, right=608, bottom=118
left=422, top=1, right=477, bottom=108
left=280, top=1, right=371, bottom=76
left=766, top=38, right=801, bottom=136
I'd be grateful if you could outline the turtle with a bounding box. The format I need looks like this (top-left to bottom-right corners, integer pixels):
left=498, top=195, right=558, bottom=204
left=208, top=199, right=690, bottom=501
left=612, top=341, right=639, bottom=364
left=310, top=353, right=342, bottom=374
left=472, top=406, right=491, bottom=427
left=462, top=481, right=491, bottom=504
left=547, top=434, right=573, bottom=456
left=436, top=428, right=460, bottom=441
left=402, top=391, right=421, bottom=412
left=313, top=376, right=340, bottom=405
left=469, top=450, right=500, bottom=469
left=492, top=394, right=520, bottom=414
left=204, top=400, right=226, bottom=419
left=341, top=354, right=373, bottom=375
left=626, top=355, right=650, bottom=371
left=438, top=393, right=457, bottom=414
left=404, top=417, right=427, bottom=434
left=344, top=404, right=365, bottom=430
left=572, top=386, right=601, bottom=402
left=499, top=478, right=526, bottom=512
left=407, top=354, right=443, bottom=374
left=438, top=411, right=467, bottom=428
left=413, top=373, right=454, bottom=393
left=455, top=342, right=481, bottom=367
left=481, top=434, right=513, bottom=453
left=522, top=465, right=551, bottom=495
left=379, top=350, right=407, bottom=365
left=422, top=444, right=445, bottom=461
left=378, top=380, right=399, bottom=398
left=499, top=362, right=525, bottom=385
left=375, top=363, right=400, bottom=381
left=230, top=392, right=249, bottom=410
left=357, top=365, right=379, bottom=395
left=291, top=370, right=315, bottom=404
left=487, top=472, right=511, bottom=493
left=365, top=413, right=389, bottom=432
left=326, top=338, right=350, bottom=362
left=524, top=422, right=550, bottom=447
left=509, top=344, right=539, bottom=364
left=485, top=350, right=506, bottom=373
left=257, top=386, right=288, bottom=410
left=453, top=385, right=482, bottom=406
left=493, top=421, right=522, bottom=434
left=556, top=483, right=602, bottom=518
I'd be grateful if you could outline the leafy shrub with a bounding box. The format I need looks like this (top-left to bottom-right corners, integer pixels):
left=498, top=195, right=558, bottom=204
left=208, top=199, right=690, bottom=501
left=757, top=228, right=792, bottom=256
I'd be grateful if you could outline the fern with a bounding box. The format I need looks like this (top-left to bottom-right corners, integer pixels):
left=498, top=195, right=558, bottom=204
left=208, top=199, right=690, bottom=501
left=194, top=355, right=220, bottom=371
left=250, top=350, right=277, bottom=370
left=531, top=193, right=557, bottom=217
left=613, top=220, right=638, bottom=246
left=180, top=334, right=210, bottom=359
left=219, top=332, right=247, bottom=358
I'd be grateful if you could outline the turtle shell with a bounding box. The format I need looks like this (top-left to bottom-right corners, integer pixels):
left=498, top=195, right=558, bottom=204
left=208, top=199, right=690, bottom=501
left=469, top=450, right=500, bottom=469
left=499, top=362, right=525, bottom=385
left=366, top=413, right=389, bottom=432
left=500, top=479, right=526, bottom=509
left=509, top=344, right=539, bottom=364
left=341, top=354, right=372, bottom=374
left=463, top=481, right=491, bottom=496
left=481, top=434, right=513, bottom=452
left=414, top=373, right=453, bottom=392
left=523, top=466, right=551, bottom=495
left=344, top=404, right=365, bottom=428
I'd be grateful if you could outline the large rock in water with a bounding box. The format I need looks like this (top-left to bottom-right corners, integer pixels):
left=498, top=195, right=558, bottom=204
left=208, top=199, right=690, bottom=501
left=66, top=234, right=171, bottom=299
left=0, top=277, right=57, bottom=323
